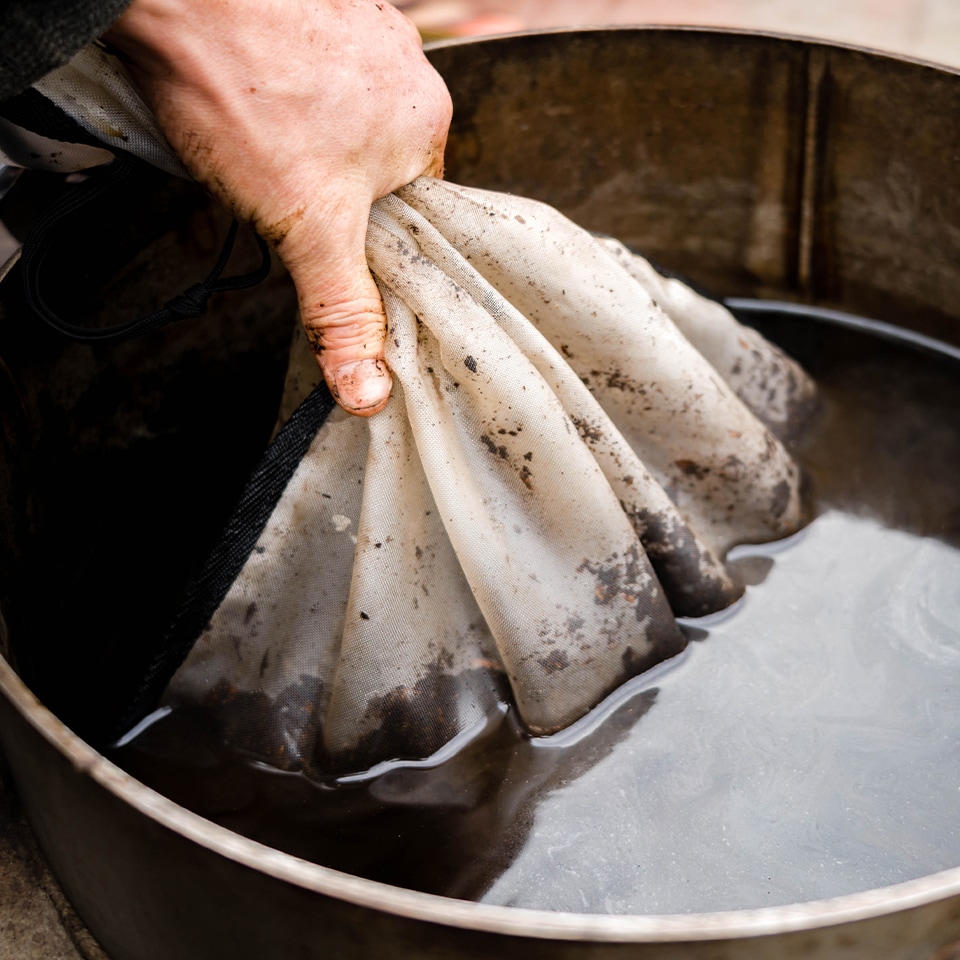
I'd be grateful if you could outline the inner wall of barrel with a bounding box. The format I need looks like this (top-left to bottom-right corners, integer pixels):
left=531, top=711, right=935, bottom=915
left=0, top=167, right=297, bottom=744
left=430, top=29, right=960, bottom=345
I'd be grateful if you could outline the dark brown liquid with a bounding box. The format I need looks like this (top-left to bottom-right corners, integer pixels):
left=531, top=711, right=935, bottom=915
left=111, top=312, right=960, bottom=914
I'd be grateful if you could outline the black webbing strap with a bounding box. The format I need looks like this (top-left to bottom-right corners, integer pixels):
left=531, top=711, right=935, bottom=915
left=113, top=381, right=337, bottom=741
left=19, top=152, right=273, bottom=343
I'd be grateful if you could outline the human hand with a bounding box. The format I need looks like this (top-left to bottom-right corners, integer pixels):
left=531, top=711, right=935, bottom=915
left=105, top=0, right=452, bottom=415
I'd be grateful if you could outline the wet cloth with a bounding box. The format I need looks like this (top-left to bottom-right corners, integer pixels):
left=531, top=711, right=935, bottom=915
left=156, top=178, right=816, bottom=774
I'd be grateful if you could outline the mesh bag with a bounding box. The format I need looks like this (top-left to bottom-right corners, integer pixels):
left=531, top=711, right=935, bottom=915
left=146, top=179, right=816, bottom=776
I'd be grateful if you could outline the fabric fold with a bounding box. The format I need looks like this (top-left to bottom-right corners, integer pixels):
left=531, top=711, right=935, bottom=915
left=163, top=178, right=816, bottom=775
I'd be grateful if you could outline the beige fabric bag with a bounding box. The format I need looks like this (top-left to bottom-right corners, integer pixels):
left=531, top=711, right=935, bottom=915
left=163, top=178, right=816, bottom=775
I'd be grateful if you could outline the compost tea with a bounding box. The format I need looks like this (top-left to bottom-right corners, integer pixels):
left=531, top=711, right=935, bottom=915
left=112, top=308, right=960, bottom=914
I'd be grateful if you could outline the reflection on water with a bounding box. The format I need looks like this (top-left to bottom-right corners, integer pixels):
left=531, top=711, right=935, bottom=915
left=485, top=512, right=960, bottom=913
left=112, top=313, right=960, bottom=913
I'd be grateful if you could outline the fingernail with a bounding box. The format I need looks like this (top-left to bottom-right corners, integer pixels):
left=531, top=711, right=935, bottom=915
left=332, top=358, right=393, bottom=413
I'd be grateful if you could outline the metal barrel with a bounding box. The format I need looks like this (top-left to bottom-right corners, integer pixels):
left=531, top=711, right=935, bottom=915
left=2, top=28, right=960, bottom=960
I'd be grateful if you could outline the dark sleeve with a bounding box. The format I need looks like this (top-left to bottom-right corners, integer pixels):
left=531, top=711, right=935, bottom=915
left=0, top=0, right=134, bottom=100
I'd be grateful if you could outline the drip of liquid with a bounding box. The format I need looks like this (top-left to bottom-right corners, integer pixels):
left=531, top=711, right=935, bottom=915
left=110, top=308, right=960, bottom=914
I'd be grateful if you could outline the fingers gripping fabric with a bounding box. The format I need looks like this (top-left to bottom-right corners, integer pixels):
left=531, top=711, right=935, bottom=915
left=163, top=179, right=815, bottom=776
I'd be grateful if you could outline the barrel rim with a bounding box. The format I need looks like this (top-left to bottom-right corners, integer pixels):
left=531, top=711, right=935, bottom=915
left=425, top=22, right=960, bottom=77
left=4, top=652, right=960, bottom=944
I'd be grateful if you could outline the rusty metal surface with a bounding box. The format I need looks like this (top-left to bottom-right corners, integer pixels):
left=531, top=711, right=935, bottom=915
left=433, top=28, right=960, bottom=341
left=1, top=27, right=960, bottom=960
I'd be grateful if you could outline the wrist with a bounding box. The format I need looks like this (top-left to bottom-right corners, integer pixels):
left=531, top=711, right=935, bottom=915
left=104, top=0, right=191, bottom=61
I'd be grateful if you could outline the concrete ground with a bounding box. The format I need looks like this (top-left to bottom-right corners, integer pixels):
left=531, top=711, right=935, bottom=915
left=0, top=756, right=108, bottom=960
left=2, top=3, right=959, bottom=959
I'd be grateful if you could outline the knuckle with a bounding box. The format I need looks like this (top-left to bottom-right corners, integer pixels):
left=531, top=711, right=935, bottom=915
left=301, top=299, right=386, bottom=354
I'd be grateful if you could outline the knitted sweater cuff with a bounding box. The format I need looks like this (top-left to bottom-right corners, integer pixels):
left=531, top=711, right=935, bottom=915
left=0, top=0, right=134, bottom=100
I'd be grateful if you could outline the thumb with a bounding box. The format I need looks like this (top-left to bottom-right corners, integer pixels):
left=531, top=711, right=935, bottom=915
left=279, top=206, right=393, bottom=417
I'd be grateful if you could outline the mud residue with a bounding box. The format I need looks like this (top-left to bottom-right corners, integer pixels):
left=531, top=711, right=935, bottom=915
left=621, top=643, right=671, bottom=678
left=322, top=658, right=510, bottom=775
left=626, top=506, right=744, bottom=618
left=577, top=544, right=647, bottom=608
left=187, top=673, right=325, bottom=770
left=567, top=544, right=687, bottom=688
left=479, top=429, right=535, bottom=491
left=769, top=479, right=792, bottom=519
left=254, top=204, right=306, bottom=250
left=571, top=415, right=604, bottom=443
left=480, top=433, right=509, bottom=460
left=537, top=650, right=570, bottom=674
left=729, top=338, right=821, bottom=447
left=674, top=459, right=710, bottom=480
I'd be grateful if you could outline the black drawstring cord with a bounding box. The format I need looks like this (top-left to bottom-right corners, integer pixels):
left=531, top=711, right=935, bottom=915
left=20, top=153, right=273, bottom=344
